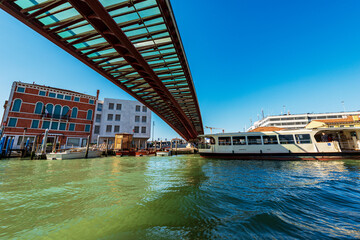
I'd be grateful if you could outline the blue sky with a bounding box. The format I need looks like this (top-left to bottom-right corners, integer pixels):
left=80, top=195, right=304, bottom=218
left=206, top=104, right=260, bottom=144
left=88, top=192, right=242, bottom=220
left=1, top=0, right=360, bottom=138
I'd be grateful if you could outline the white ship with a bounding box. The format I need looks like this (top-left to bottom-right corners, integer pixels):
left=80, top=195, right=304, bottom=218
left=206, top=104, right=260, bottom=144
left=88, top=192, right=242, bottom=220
left=198, top=127, right=360, bottom=160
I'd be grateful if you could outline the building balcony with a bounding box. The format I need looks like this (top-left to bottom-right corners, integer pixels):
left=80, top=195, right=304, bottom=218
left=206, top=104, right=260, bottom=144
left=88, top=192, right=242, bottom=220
left=42, top=113, right=70, bottom=120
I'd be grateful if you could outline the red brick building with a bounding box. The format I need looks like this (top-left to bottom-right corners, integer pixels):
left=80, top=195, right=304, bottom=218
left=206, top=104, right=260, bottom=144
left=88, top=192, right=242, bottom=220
left=1, top=82, right=98, bottom=150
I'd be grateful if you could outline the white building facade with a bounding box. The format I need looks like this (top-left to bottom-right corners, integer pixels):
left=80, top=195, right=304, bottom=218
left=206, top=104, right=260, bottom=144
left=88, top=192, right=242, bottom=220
left=92, top=98, right=151, bottom=148
left=249, top=111, right=360, bottom=131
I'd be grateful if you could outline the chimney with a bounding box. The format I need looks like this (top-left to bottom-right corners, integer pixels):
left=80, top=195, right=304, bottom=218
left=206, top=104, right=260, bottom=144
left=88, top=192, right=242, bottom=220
left=96, top=90, right=100, bottom=100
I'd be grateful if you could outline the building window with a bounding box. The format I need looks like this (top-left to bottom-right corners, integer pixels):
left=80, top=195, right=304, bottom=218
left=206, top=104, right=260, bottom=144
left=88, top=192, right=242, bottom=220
left=106, top=125, right=112, bottom=132
left=89, top=99, right=94, bottom=104
left=39, top=90, right=46, bottom=96
left=115, top=114, right=121, bottom=121
left=67, top=138, right=80, bottom=147
left=295, top=134, right=312, bottom=144
left=8, top=118, right=17, bottom=127
left=94, top=126, right=100, bottom=134
left=46, top=104, right=54, bottom=115
left=134, top=126, right=139, bottom=133
left=69, top=123, right=75, bottom=131
left=96, top=114, right=101, bottom=122
left=135, top=116, right=140, bottom=122
left=142, top=106, right=147, bottom=112
left=54, top=105, right=62, bottom=117
left=17, top=87, right=25, bottom=93
left=62, top=106, right=70, bottom=117
left=65, top=95, right=71, bottom=100
left=42, top=121, right=50, bottom=129
left=59, top=122, right=66, bottom=131
left=142, top=116, right=147, bottom=123
left=51, top=122, right=59, bottom=130
left=85, top=125, right=91, bottom=132
left=218, top=137, right=231, bottom=145
left=71, top=107, right=78, bottom=118
left=57, top=94, right=64, bottom=99
left=17, top=136, right=35, bottom=145
left=31, top=120, right=39, bottom=129
left=49, top=92, right=56, bottom=98
left=279, top=135, right=295, bottom=144
left=97, top=103, right=103, bottom=111
left=109, top=103, right=114, bottom=110
left=114, top=125, right=120, bottom=133
left=116, top=104, right=122, bottom=110
left=74, top=97, right=80, bottom=102
left=107, top=114, right=113, bottom=121
left=12, top=99, right=22, bottom=112
left=141, top=127, right=146, bottom=133
left=135, top=105, right=140, bottom=112
left=34, top=102, right=43, bottom=114
left=247, top=136, right=262, bottom=145
left=87, top=110, right=93, bottom=120
left=233, top=136, right=246, bottom=145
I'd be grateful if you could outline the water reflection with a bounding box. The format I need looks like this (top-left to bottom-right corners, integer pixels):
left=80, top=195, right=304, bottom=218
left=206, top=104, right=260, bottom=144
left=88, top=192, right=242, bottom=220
left=0, top=157, right=359, bottom=239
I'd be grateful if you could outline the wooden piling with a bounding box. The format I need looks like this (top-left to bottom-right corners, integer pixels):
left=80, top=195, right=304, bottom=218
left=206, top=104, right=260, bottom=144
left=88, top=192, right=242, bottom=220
left=31, top=136, right=37, bottom=160
left=85, top=136, right=90, bottom=158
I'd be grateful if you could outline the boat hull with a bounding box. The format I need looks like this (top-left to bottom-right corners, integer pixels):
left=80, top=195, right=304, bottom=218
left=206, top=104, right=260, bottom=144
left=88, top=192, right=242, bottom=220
left=116, top=151, right=136, bottom=157
left=199, top=152, right=360, bottom=160
left=46, top=150, right=102, bottom=160
left=156, top=151, right=171, bottom=156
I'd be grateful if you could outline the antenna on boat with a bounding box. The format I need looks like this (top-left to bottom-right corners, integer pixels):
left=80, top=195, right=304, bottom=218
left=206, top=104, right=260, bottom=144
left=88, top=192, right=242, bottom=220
left=341, top=101, right=346, bottom=112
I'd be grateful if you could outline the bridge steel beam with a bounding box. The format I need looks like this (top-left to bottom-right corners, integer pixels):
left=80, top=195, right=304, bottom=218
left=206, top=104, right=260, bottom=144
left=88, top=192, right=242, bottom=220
left=66, top=0, right=198, bottom=140
left=0, top=0, right=203, bottom=140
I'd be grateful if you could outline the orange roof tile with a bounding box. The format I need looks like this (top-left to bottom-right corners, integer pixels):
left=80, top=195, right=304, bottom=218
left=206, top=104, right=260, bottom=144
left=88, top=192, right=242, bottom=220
left=248, top=126, right=284, bottom=132
left=314, top=116, right=358, bottom=124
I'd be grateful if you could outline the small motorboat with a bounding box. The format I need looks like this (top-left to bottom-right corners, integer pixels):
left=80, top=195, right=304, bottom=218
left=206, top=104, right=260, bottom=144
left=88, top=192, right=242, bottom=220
left=156, top=151, right=171, bottom=156
left=135, top=150, right=156, bottom=157
left=46, top=148, right=102, bottom=160
left=115, top=150, right=136, bottom=157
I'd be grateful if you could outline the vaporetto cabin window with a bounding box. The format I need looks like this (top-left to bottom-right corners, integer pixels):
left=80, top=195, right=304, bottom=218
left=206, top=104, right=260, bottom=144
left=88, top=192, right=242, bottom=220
left=263, top=135, right=278, bottom=144
left=198, top=137, right=215, bottom=149
left=218, top=137, right=231, bottom=145
left=247, top=136, right=262, bottom=145
left=295, top=134, right=312, bottom=144
left=279, top=135, right=295, bottom=144
left=233, top=136, right=246, bottom=145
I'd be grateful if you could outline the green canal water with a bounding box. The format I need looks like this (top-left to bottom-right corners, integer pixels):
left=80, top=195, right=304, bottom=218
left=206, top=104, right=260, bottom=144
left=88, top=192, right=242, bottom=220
left=1, top=155, right=360, bottom=239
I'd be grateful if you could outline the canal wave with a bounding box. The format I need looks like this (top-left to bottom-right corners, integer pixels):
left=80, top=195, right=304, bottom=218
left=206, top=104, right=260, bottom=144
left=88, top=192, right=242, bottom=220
left=0, top=157, right=360, bottom=239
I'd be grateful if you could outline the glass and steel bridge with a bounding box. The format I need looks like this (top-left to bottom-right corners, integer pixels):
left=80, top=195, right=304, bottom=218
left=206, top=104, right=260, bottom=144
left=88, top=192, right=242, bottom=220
left=0, top=0, right=203, bottom=140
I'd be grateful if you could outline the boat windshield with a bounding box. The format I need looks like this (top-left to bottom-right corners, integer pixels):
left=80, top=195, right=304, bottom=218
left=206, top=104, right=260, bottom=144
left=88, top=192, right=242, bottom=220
left=198, top=137, right=215, bottom=149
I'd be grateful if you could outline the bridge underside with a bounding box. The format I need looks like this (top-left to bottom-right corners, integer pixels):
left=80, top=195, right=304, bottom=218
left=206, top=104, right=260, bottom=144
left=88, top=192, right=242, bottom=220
left=0, top=0, right=203, bottom=140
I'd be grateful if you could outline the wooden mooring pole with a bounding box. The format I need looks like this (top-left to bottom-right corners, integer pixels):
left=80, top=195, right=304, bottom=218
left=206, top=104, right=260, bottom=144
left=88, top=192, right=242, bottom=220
left=85, top=136, right=90, bottom=159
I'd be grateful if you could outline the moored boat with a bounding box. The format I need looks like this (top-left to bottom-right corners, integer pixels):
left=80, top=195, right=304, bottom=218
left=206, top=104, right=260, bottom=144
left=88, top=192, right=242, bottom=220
left=156, top=151, right=171, bottom=156
left=46, top=148, right=102, bottom=160
left=198, top=127, right=360, bottom=160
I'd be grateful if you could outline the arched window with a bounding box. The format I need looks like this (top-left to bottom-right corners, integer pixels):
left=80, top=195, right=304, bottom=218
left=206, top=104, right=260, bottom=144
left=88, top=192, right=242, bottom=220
left=62, top=106, right=69, bottom=116
left=12, top=99, right=22, bottom=112
left=46, top=104, right=53, bottom=115
left=34, top=102, right=43, bottom=114
left=86, top=109, right=93, bottom=120
left=71, top=107, right=78, bottom=118
left=54, top=105, right=62, bottom=117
